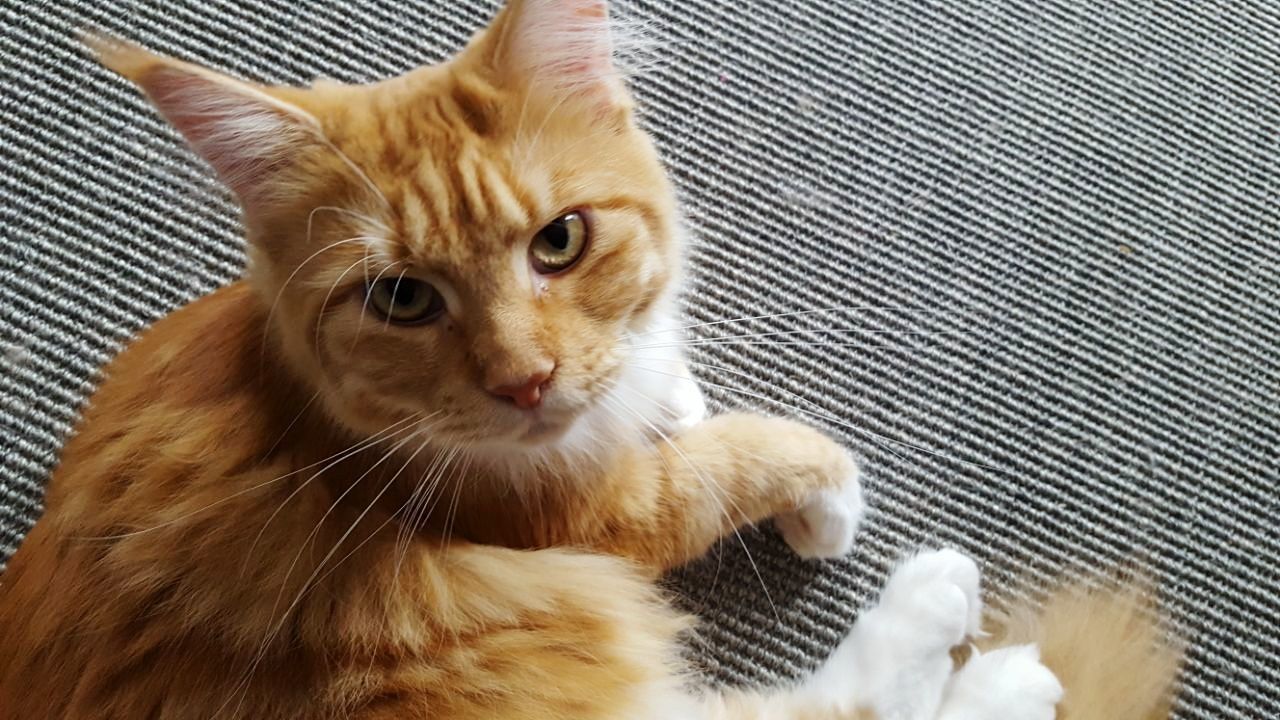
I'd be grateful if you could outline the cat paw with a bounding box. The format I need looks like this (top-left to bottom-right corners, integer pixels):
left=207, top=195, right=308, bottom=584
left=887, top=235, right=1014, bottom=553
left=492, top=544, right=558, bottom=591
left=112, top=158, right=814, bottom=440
left=667, top=376, right=707, bottom=431
left=776, top=464, right=864, bottom=559
left=880, top=549, right=984, bottom=642
left=799, top=549, right=981, bottom=716
left=939, top=644, right=1063, bottom=720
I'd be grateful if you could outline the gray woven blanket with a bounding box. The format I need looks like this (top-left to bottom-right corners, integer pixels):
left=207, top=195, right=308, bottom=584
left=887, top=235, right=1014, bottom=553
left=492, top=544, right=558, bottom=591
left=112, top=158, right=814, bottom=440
left=1, top=2, right=1276, bottom=717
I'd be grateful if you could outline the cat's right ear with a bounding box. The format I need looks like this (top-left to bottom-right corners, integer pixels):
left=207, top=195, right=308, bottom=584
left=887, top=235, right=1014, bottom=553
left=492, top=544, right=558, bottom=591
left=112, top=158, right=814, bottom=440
left=84, top=35, right=324, bottom=213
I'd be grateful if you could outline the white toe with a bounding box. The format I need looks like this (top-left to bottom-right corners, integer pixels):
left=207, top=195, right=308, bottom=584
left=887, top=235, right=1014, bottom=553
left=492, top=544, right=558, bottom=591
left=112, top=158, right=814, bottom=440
left=777, top=466, right=864, bottom=559
left=882, top=548, right=984, bottom=637
left=668, top=379, right=707, bottom=431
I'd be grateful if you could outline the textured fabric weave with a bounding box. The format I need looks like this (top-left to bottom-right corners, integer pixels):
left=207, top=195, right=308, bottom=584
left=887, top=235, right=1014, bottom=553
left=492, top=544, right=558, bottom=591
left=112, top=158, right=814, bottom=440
left=1, top=2, right=1277, bottom=717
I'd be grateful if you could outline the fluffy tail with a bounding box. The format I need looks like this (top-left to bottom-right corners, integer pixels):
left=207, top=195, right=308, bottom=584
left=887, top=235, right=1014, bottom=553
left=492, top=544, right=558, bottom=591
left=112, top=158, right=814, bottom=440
left=979, top=583, right=1185, bottom=720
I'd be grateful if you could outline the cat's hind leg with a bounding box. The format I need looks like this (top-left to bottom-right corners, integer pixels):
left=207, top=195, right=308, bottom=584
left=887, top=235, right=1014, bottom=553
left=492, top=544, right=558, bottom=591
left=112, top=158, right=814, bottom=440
left=935, top=644, right=1062, bottom=720
left=796, top=549, right=984, bottom=719
left=692, top=549, right=993, bottom=720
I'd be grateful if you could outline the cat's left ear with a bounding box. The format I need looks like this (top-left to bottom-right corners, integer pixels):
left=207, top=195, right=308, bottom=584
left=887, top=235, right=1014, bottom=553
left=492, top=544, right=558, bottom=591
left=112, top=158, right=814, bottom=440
left=463, top=0, right=630, bottom=115
left=85, top=35, right=326, bottom=214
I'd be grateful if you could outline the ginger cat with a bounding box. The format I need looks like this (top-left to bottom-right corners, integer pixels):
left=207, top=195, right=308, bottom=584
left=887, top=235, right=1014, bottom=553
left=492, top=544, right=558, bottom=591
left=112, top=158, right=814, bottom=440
left=0, top=1, right=1181, bottom=718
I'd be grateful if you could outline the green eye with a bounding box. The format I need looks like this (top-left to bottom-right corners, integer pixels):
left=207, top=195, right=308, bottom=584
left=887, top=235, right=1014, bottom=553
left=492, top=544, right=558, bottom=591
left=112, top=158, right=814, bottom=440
left=530, top=211, right=589, bottom=274
left=366, top=277, right=445, bottom=324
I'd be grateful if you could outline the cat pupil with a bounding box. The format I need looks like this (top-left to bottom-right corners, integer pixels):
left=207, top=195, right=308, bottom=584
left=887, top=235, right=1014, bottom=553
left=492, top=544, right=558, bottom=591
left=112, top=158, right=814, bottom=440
left=394, top=282, right=417, bottom=305
left=545, top=223, right=569, bottom=251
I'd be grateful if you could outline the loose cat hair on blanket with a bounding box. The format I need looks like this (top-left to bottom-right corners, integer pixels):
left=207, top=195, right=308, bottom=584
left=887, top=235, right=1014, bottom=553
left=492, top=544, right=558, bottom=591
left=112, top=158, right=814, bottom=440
left=0, top=1, right=1182, bottom=718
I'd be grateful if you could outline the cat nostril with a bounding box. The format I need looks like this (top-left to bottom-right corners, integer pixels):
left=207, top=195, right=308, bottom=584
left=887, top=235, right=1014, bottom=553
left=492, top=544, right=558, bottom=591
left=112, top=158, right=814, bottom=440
left=487, top=368, right=554, bottom=410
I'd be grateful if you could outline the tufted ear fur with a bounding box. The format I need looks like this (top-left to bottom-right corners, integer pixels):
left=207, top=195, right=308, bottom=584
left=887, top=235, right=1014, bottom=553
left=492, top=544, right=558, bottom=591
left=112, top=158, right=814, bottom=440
left=463, top=0, right=630, bottom=112
left=86, top=35, right=325, bottom=213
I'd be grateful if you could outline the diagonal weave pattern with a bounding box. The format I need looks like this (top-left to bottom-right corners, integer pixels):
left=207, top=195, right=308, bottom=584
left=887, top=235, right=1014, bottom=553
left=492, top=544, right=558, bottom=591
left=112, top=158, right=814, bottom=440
left=1, top=1, right=1277, bottom=717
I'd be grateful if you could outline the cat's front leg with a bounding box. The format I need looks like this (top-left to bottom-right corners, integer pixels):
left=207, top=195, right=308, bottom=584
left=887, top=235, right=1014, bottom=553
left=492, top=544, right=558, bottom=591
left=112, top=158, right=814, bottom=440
left=591, top=412, right=863, bottom=572
left=640, top=351, right=860, bottom=556
left=774, top=463, right=865, bottom=560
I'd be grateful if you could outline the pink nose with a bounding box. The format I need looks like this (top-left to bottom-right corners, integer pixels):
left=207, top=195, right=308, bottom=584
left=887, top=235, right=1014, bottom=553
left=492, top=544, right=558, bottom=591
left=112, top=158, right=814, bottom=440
left=487, top=369, right=553, bottom=410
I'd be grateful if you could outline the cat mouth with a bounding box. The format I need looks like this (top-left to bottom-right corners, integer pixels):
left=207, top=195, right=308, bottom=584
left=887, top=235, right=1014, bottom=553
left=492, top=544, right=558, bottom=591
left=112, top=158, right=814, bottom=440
left=495, top=405, right=576, bottom=445
left=494, top=383, right=605, bottom=447
left=518, top=419, right=569, bottom=443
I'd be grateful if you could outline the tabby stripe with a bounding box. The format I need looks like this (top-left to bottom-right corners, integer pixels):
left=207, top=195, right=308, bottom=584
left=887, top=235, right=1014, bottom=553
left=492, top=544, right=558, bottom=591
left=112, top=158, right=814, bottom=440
left=593, top=196, right=664, bottom=246
left=483, top=161, right=532, bottom=229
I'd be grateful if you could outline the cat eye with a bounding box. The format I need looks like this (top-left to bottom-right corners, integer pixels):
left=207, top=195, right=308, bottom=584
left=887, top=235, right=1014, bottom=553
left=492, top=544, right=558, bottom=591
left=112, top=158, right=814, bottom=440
left=365, top=277, right=446, bottom=324
left=530, top=211, right=589, bottom=274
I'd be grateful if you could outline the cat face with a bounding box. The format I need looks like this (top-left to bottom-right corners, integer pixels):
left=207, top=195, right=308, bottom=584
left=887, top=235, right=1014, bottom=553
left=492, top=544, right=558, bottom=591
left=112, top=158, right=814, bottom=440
left=98, top=0, right=683, bottom=451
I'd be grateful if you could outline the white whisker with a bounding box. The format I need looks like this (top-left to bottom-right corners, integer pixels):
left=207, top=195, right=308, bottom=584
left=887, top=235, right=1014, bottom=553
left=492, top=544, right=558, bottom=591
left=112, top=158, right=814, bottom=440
left=260, top=235, right=370, bottom=365
left=635, top=304, right=978, bottom=339
left=75, top=412, right=425, bottom=542
left=225, top=428, right=434, bottom=717
left=632, top=327, right=974, bottom=348
left=237, top=413, right=432, bottom=569
left=310, top=440, right=459, bottom=591
left=300, top=435, right=435, bottom=591
left=307, top=204, right=387, bottom=231
left=439, top=462, right=468, bottom=562
left=382, top=266, right=412, bottom=333
left=518, top=89, right=574, bottom=167
left=595, top=396, right=728, bottom=615
left=631, top=359, right=1004, bottom=472
left=317, top=138, right=395, bottom=215
left=257, top=390, right=321, bottom=462
left=603, top=394, right=781, bottom=623
left=265, top=420, right=434, bottom=625
left=634, top=340, right=945, bottom=351
left=351, top=260, right=404, bottom=350
left=313, top=255, right=369, bottom=357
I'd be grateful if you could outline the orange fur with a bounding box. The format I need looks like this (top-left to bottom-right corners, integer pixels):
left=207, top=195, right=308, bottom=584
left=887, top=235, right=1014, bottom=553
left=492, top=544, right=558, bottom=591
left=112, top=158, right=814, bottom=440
left=0, top=1, right=1182, bottom=718
left=2, top=2, right=860, bottom=718
left=979, top=583, right=1185, bottom=720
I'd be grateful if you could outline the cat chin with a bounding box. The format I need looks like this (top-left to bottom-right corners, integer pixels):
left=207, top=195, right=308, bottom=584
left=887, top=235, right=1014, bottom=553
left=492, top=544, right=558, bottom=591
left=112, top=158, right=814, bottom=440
left=460, top=412, right=593, bottom=457
left=460, top=402, right=632, bottom=468
left=519, top=418, right=572, bottom=443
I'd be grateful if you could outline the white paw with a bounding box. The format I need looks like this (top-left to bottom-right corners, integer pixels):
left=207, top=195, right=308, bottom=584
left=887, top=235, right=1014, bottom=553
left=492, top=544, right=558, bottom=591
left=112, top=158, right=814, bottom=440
left=940, top=644, right=1063, bottom=720
left=667, top=375, right=707, bottom=431
left=801, top=548, right=979, bottom=717
left=776, top=465, right=864, bottom=559
left=881, top=548, right=984, bottom=639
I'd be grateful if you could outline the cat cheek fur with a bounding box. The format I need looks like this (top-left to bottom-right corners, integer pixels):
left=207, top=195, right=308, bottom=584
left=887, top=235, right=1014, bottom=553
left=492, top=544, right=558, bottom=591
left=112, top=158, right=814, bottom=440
left=273, top=25, right=680, bottom=449
left=0, top=2, right=1186, bottom=718
left=95, top=0, right=680, bottom=453
left=298, top=211, right=675, bottom=450
left=134, top=58, right=673, bottom=450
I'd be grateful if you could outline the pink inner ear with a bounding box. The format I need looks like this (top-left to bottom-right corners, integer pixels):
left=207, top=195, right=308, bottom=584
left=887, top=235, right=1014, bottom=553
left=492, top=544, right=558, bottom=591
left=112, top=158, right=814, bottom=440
left=141, top=66, right=306, bottom=207
left=145, top=69, right=221, bottom=147
left=573, top=1, right=606, bottom=20
left=567, top=0, right=608, bottom=74
left=507, top=0, right=618, bottom=96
